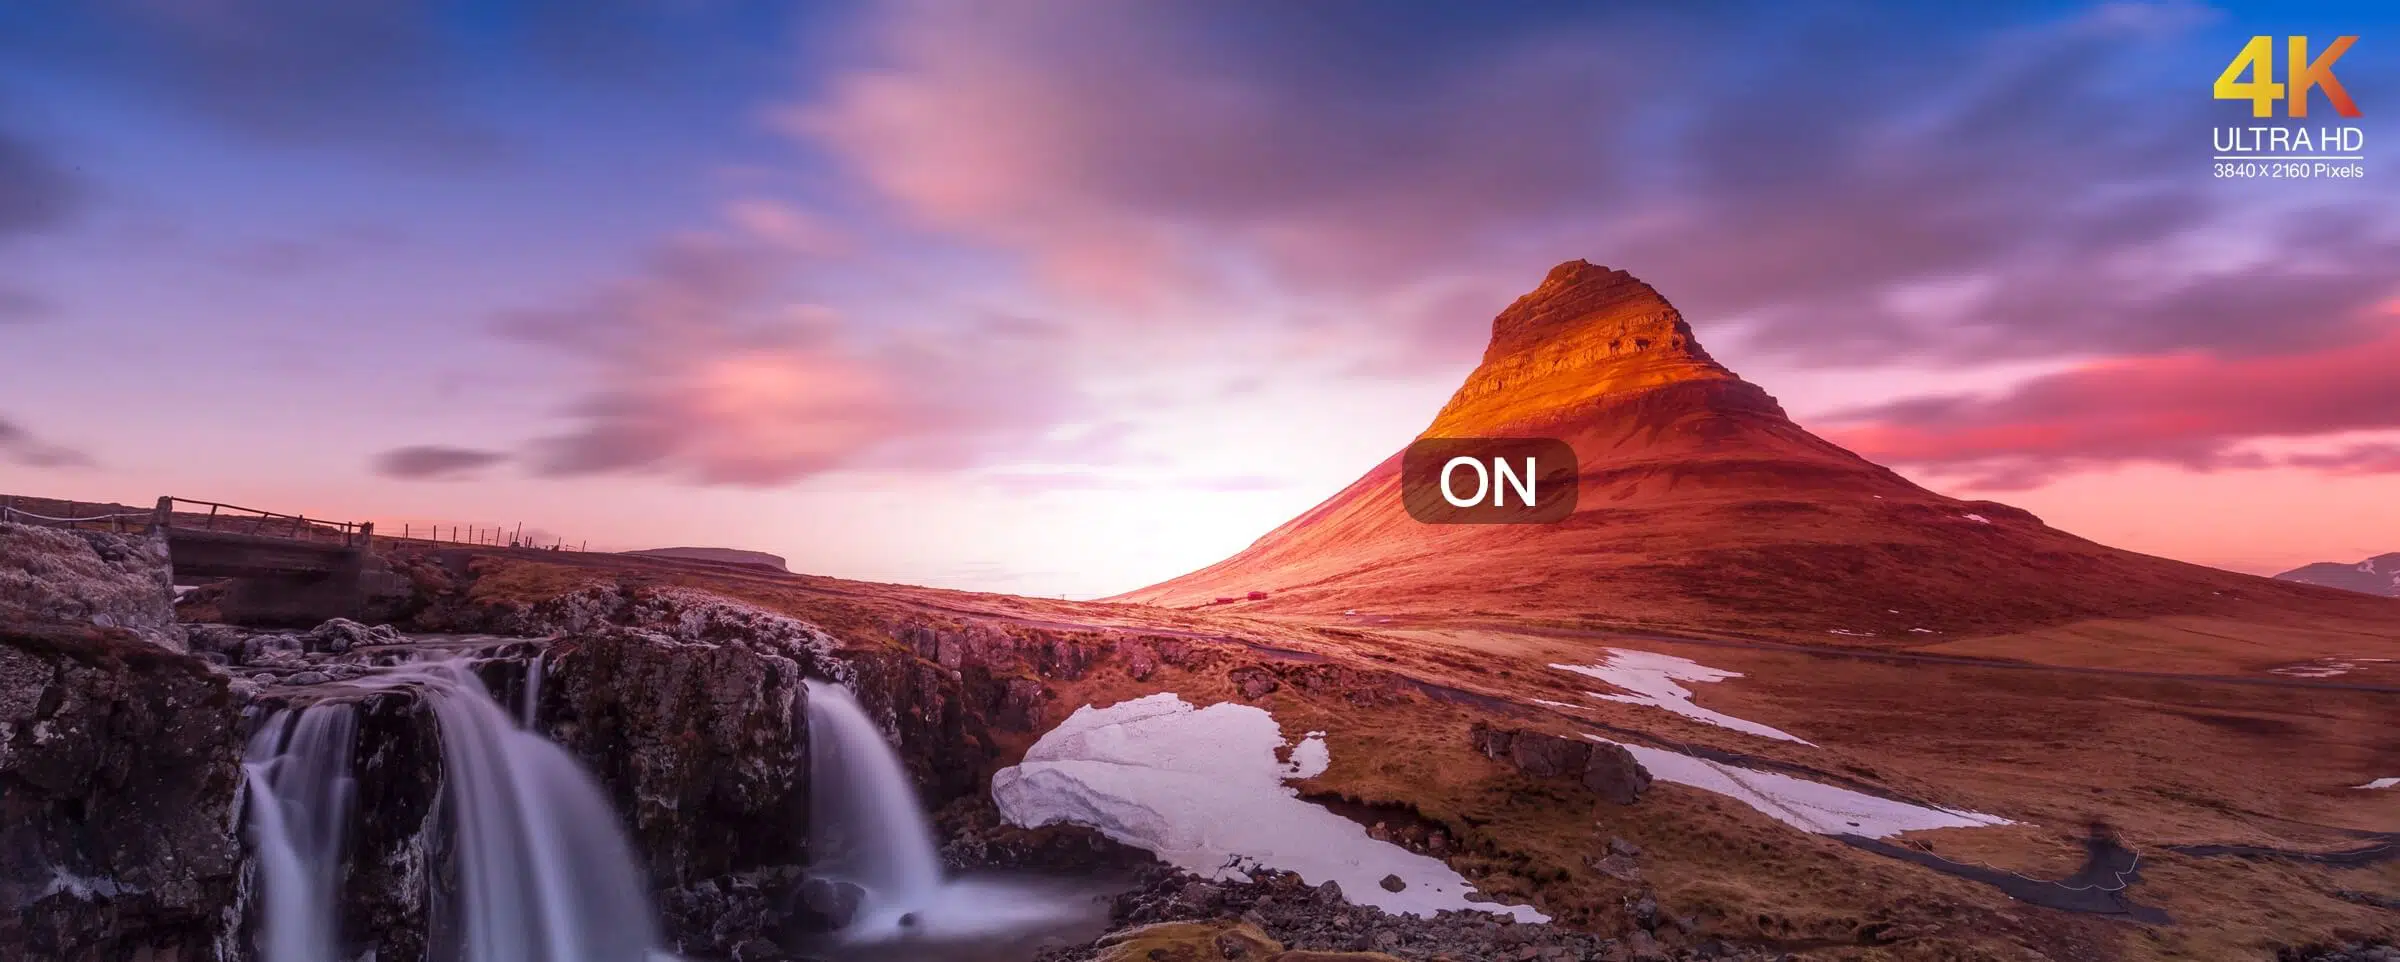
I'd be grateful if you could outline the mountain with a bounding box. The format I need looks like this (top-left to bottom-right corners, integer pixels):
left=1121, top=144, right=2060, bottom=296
left=1119, top=260, right=2390, bottom=639
left=621, top=546, right=790, bottom=572
left=2275, top=552, right=2400, bottom=597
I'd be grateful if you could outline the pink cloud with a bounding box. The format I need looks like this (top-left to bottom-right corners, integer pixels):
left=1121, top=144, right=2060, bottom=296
left=1823, top=324, right=2400, bottom=488
left=474, top=233, right=1092, bottom=486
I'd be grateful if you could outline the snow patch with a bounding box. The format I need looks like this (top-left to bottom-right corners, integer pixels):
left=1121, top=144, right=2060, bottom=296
left=2271, top=658, right=2362, bottom=678
left=1827, top=629, right=1875, bottom=638
left=1962, top=513, right=1992, bottom=524
left=992, top=694, right=1542, bottom=922
left=1586, top=737, right=2009, bottom=838
left=1550, top=650, right=1810, bottom=744
left=2358, top=777, right=2399, bottom=790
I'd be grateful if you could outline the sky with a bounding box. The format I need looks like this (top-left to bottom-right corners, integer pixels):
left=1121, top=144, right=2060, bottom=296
left=1, top=1, right=2394, bottom=597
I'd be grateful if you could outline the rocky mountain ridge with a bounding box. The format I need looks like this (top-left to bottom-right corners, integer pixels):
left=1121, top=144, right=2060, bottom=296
left=2276, top=552, right=2400, bottom=597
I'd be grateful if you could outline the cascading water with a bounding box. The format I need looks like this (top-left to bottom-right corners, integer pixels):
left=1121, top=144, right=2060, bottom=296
left=805, top=679, right=945, bottom=904
left=521, top=649, right=546, bottom=730
left=248, top=653, right=664, bottom=962
left=803, top=679, right=1095, bottom=949
left=369, top=658, right=662, bottom=962
left=244, top=702, right=358, bottom=962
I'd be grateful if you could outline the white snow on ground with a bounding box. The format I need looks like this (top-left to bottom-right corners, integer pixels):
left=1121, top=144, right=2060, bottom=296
left=1587, top=736, right=2010, bottom=838
left=2272, top=658, right=2362, bottom=678
left=1963, top=514, right=1992, bottom=524
left=992, top=694, right=1544, bottom=922
left=2358, top=777, right=2399, bottom=790
left=1551, top=650, right=1810, bottom=744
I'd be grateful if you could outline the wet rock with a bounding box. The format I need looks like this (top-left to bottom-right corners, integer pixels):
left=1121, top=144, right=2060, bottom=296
left=0, top=624, right=241, bottom=961
left=286, top=670, right=332, bottom=686
left=938, top=795, right=1155, bottom=874
left=795, top=876, right=864, bottom=929
left=658, top=865, right=807, bottom=958
left=185, top=623, right=250, bottom=660
left=306, top=617, right=403, bottom=654
left=328, top=688, right=448, bottom=962
left=545, top=627, right=813, bottom=888
left=0, top=522, right=185, bottom=652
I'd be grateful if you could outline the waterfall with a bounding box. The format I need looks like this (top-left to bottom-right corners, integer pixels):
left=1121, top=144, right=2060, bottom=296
left=803, top=679, right=1090, bottom=946
left=370, top=658, right=662, bottom=962
left=804, top=678, right=944, bottom=903
left=521, top=649, right=546, bottom=730
left=244, top=703, right=358, bottom=962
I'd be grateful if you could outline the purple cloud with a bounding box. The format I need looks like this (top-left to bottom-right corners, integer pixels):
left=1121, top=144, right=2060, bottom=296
left=794, top=2, right=2395, bottom=376
left=375, top=445, right=509, bottom=481
left=0, top=414, right=95, bottom=468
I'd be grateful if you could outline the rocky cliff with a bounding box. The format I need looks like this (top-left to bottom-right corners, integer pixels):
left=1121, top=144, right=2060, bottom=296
left=0, top=627, right=241, bottom=961
left=0, top=523, right=236, bottom=961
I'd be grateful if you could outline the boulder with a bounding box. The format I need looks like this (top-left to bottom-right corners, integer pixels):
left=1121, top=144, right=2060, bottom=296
left=1470, top=722, right=1650, bottom=804
left=305, top=617, right=402, bottom=654
left=793, top=876, right=864, bottom=930
left=1582, top=741, right=1652, bottom=805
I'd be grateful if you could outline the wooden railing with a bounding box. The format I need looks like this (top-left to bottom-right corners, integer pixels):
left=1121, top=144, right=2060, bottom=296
left=4, top=494, right=586, bottom=553
left=149, top=496, right=373, bottom=547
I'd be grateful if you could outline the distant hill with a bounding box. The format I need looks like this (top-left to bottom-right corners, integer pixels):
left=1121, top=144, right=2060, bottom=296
left=2275, top=553, right=2400, bottom=597
left=621, top=546, right=789, bottom=573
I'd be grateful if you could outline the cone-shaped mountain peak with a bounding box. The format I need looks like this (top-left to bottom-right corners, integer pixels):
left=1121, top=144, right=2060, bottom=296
left=1428, top=261, right=1751, bottom=436
left=1118, top=256, right=2371, bottom=642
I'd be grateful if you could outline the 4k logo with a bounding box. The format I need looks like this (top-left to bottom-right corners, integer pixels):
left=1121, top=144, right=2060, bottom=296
left=2216, top=36, right=2361, bottom=117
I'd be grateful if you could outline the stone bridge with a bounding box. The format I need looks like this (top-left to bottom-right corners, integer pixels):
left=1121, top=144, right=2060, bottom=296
left=148, top=498, right=387, bottom=624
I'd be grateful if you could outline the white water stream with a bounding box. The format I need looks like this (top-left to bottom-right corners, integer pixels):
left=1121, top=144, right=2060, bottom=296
left=803, top=679, right=1091, bottom=948
left=247, top=657, right=663, bottom=962
left=243, top=703, right=357, bottom=962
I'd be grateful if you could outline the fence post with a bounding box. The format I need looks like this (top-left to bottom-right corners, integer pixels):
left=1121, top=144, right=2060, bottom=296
left=152, top=497, right=173, bottom=534
left=357, top=521, right=374, bottom=549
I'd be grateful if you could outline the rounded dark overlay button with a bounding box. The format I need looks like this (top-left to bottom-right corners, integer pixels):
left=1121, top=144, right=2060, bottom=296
left=1400, top=437, right=1578, bottom=524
